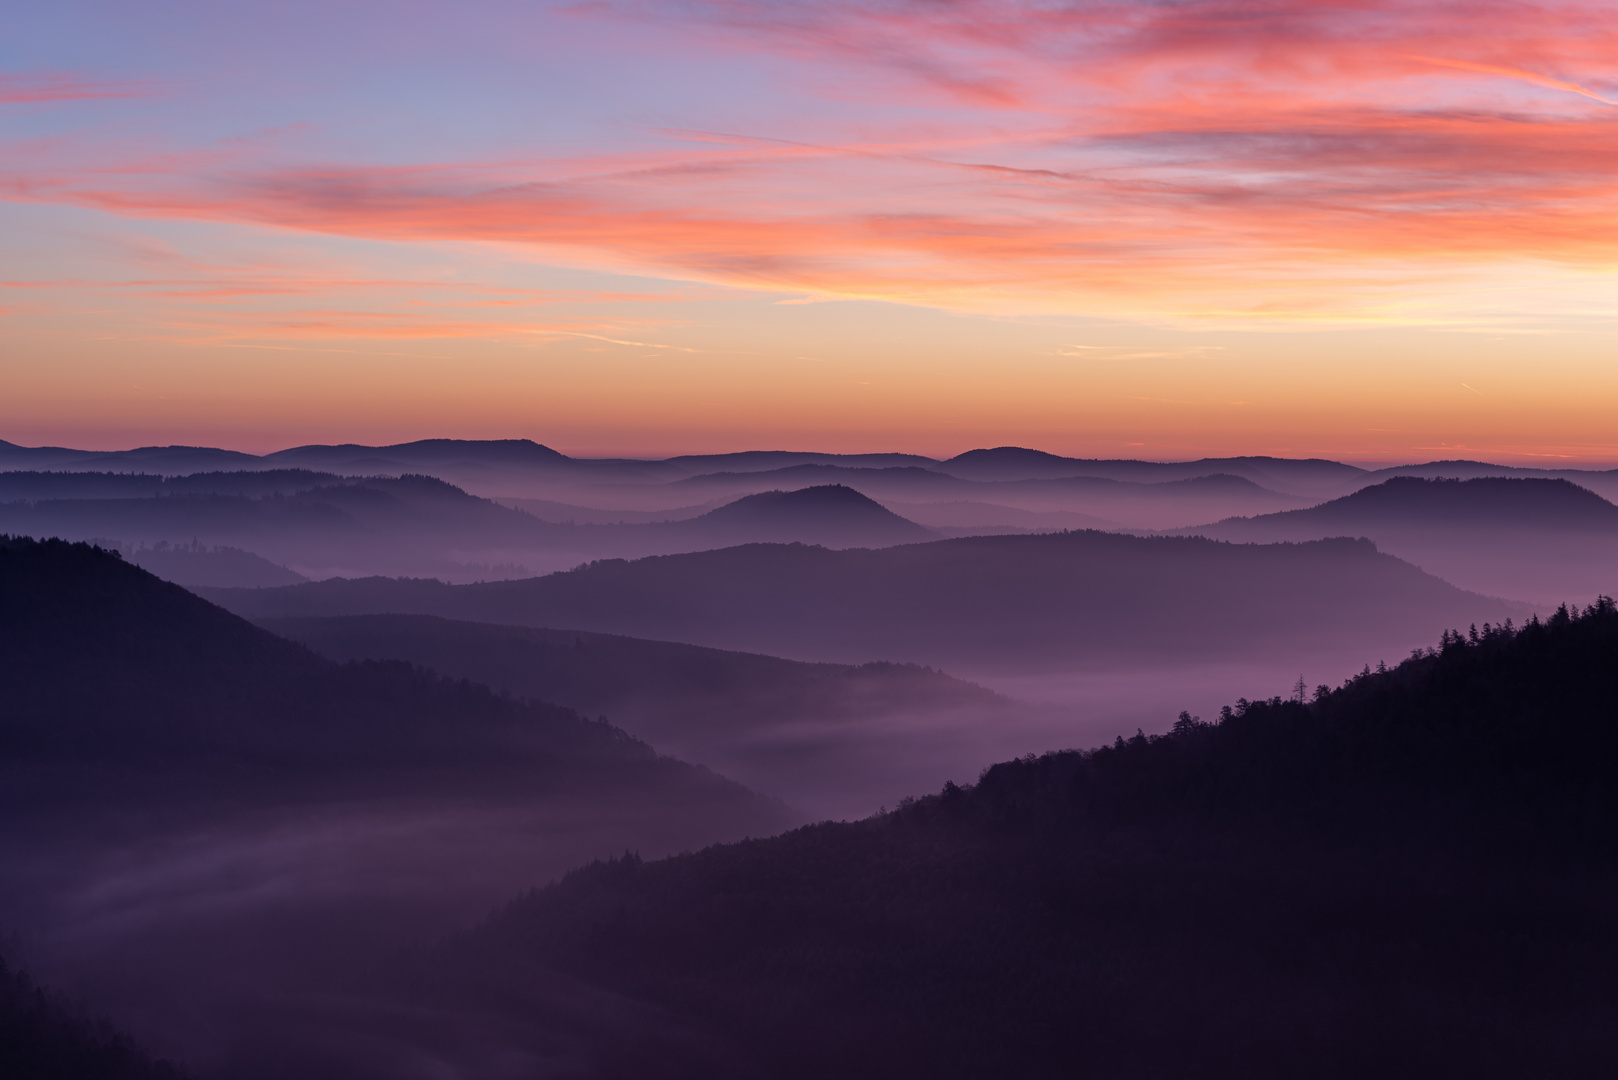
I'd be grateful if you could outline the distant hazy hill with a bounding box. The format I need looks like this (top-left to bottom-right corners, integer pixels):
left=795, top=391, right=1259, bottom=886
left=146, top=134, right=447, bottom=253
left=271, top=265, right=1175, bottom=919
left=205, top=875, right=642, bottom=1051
left=666, top=485, right=935, bottom=547
left=408, top=601, right=1618, bottom=1079
left=124, top=540, right=308, bottom=588
left=1191, top=477, right=1618, bottom=604
left=0, top=473, right=562, bottom=580
left=0, top=469, right=344, bottom=502
left=666, top=450, right=939, bottom=473
left=0, top=477, right=936, bottom=580
left=668, top=465, right=1302, bottom=530
left=205, top=531, right=1517, bottom=673
left=936, top=446, right=1367, bottom=494
left=260, top=612, right=1007, bottom=814
left=0, top=536, right=772, bottom=809
left=262, top=613, right=996, bottom=738
left=1204, top=476, right=1618, bottom=534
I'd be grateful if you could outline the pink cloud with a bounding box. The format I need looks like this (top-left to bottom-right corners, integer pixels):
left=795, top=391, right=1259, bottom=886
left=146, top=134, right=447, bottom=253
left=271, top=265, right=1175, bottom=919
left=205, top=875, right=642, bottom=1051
left=7, top=3, right=1618, bottom=318
left=0, top=72, right=148, bottom=105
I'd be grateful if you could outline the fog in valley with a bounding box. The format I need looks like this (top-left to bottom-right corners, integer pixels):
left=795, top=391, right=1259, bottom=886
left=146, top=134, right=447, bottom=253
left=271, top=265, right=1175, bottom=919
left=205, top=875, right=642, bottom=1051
left=3, top=438, right=1616, bottom=1077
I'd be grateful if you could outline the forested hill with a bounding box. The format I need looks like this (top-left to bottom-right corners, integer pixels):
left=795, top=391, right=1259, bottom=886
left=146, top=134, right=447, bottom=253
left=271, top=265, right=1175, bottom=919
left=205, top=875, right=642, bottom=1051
left=205, top=531, right=1520, bottom=671
left=0, top=536, right=770, bottom=810
left=0, top=955, right=190, bottom=1080
left=430, top=601, right=1618, bottom=1079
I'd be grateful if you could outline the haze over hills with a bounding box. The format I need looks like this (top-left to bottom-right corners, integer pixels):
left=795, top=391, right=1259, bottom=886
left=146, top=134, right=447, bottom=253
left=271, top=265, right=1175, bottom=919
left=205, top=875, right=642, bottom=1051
left=0, top=476, right=941, bottom=585
left=205, top=531, right=1521, bottom=677
left=0, top=538, right=791, bottom=1076
left=354, top=602, right=1618, bottom=1078
left=1190, top=477, right=1618, bottom=605
left=261, top=613, right=1008, bottom=817
left=10, top=436, right=1616, bottom=539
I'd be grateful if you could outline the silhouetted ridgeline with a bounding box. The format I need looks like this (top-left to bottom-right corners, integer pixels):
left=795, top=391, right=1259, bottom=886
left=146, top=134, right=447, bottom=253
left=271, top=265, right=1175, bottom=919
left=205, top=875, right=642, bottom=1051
left=668, top=484, right=935, bottom=546
left=205, top=531, right=1520, bottom=671
left=0, top=536, right=770, bottom=811
left=425, top=602, right=1618, bottom=1079
left=1186, top=477, right=1618, bottom=605
left=1197, top=475, right=1618, bottom=536
left=0, top=956, right=189, bottom=1080
left=258, top=613, right=1003, bottom=741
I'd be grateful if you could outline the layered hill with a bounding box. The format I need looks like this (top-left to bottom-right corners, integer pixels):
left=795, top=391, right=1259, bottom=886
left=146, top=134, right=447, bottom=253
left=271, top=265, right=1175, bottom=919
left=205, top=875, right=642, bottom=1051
left=401, top=601, right=1618, bottom=1079
left=0, top=537, right=792, bottom=1077
left=666, top=465, right=1303, bottom=529
left=1191, top=477, right=1618, bottom=604
left=660, top=484, right=934, bottom=547
left=205, top=531, right=1520, bottom=674
left=0, top=476, right=935, bottom=583
left=260, top=613, right=1008, bottom=817
left=0, top=536, right=778, bottom=811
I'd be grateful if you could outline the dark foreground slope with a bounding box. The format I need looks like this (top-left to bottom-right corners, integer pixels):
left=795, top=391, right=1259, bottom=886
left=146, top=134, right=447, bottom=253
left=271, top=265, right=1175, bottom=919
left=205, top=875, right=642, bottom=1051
left=209, top=531, right=1520, bottom=673
left=0, top=536, right=755, bottom=804
left=0, top=956, right=190, bottom=1080
left=0, top=538, right=791, bottom=1077
left=1191, top=477, right=1618, bottom=604
left=422, top=602, right=1618, bottom=1080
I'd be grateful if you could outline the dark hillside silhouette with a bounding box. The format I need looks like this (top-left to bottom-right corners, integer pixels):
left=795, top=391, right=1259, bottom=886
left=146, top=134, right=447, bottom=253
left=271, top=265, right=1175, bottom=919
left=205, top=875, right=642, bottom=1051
left=0, top=955, right=190, bottom=1080
left=667, top=484, right=935, bottom=546
left=1207, top=475, right=1618, bottom=531
left=260, top=612, right=1011, bottom=815
left=0, top=536, right=791, bottom=1077
left=412, top=601, right=1618, bottom=1079
left=206, top=531, right=1519, bottom=673
left=1363, top=459, right=1618, bottom=500
left=1191, top=477, right=1618, bottom=603
left=0, top=535, right=781, bottom=804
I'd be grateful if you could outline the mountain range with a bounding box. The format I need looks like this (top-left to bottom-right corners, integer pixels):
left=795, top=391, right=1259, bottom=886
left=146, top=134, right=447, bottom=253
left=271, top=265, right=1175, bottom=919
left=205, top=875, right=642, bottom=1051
left=1188, top=477, right=1618, bottom=604
left=204, top=530, right=1520, bottom=674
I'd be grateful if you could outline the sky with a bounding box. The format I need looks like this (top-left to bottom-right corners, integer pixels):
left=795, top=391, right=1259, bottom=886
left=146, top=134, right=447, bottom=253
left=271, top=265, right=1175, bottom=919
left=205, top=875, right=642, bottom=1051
left=2, top=0, right=1616, bottom=462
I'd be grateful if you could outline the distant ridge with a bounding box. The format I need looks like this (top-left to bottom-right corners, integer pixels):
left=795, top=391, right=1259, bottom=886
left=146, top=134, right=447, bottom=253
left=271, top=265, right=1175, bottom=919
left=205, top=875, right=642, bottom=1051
left=937, top=446, right=1369, bottom=494
left=266, top=438, right=571, bottom=470
left=1201, top=476, right=1618, bottom=534
left=1185, top=477, right=1618, bottom=605
left=681, top=485, right=935, bottom=546
left=202, top=530, right=1518, bottom=672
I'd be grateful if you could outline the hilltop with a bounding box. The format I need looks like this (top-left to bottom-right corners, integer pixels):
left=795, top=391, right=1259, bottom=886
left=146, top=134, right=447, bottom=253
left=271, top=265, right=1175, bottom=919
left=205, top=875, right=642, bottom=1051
left=1190, top=477, right=1618, bottom=604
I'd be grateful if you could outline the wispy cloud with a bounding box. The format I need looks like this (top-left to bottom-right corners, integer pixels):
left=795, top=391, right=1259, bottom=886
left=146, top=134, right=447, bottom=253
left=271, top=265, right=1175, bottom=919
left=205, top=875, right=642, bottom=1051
left=7, top=3, right=1618, bottom=321
left=0, top=72, right=149, bottom=104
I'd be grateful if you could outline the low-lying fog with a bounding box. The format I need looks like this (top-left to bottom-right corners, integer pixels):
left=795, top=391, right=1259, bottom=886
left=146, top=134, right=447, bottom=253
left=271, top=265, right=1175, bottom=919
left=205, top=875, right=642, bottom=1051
left=1, top=790, right=780, bottom=1079
left=650, top=652, right=1437, bottom=822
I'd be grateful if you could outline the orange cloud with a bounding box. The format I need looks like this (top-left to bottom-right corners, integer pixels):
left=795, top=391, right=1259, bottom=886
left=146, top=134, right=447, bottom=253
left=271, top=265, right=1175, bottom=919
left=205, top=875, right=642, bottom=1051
left=7, top=3, right=1618, bottom=321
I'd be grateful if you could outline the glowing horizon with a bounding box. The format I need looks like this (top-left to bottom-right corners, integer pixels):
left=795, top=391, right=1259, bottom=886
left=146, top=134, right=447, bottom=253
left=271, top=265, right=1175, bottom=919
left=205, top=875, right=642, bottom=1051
left=4, top=1, right=1618, bottom=461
